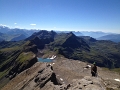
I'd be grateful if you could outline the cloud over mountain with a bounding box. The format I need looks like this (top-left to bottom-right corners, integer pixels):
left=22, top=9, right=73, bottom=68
left=30, top=24, right=36, bottom=26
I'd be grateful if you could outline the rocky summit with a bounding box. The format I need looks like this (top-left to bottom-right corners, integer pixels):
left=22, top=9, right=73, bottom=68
left=1, top=57, right=120, bottom=90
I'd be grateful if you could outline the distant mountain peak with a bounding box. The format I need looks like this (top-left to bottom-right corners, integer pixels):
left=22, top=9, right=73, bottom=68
left=97, top=34, right=120, bottom=43
left=26, top=30, right=57, bottom=41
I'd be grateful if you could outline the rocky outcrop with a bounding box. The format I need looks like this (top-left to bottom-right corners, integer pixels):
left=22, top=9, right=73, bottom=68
left=68, top=76, right=106, bottom=90
left=1, top=58, right=120, bottom=90
left=34, top=64, right=61, bottom=88
left=1, top=63, right=61, bottom=90
left=47, top=76, right=106, bottom=90
left=0, top=62, right=107, bottom=90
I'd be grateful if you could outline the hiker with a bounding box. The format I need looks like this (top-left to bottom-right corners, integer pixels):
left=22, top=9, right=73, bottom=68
left=91, top=62, right=97, bottom=77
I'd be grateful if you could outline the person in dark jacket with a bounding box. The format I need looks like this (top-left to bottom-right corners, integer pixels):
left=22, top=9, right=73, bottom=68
left=91, top=62, right=97, bottom=77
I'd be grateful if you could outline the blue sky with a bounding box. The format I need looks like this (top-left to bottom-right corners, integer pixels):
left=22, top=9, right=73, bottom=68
left=0, top=0, right=120, bottom=33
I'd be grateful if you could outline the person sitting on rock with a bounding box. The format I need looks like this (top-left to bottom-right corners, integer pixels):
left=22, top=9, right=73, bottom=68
left=91, top=62, right=97, bottom=77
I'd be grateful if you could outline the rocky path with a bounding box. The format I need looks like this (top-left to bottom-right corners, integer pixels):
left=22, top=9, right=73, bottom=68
left=53, top=57, right=120, bottom=89
left=1, top=57, right=120, bottom=90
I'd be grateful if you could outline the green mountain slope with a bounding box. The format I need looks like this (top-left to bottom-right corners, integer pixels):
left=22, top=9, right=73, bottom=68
left=81, top=36, right=120, bottom=68
left=0, top=41, right=38, bottom=88
left=49, top=32, right=90, bottom=59
left=26, top=30, right=120, bottom=68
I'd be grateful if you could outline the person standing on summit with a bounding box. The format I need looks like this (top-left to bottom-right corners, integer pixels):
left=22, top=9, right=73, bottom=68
left=91, top=62, right=97, bottom=77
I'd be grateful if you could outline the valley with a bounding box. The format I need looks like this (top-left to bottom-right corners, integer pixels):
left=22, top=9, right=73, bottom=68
left=0, top=30, right=120, bottom=90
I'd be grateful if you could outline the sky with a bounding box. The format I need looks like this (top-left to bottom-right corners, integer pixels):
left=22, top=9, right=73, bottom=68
left=0, top=0, right=120, bottom=33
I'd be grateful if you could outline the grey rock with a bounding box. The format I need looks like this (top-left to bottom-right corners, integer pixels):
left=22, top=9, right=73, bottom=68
left=34, top=65, right=61, bottom=88
left=83, top=84, right=103, bottom=90
left=69, top=76, right=106, bottom=90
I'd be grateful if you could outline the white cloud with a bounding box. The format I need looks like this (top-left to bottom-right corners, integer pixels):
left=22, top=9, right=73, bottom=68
left=0, top=24, right=6, bottom=26
left=30, top=24, right=36, bottom=26
left=0, top=24, right=8, bottom=28
left=14, top=23, right=17, bottom=24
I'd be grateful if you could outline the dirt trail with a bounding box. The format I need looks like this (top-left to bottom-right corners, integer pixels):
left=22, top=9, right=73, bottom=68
left=52, top=57, right=120, bottom=88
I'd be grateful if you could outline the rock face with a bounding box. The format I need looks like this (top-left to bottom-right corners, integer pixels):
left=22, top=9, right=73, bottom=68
left=1, top=62, right=112, bottom=90
left=69, top=76, right=106, bottom=90
left=34, top=64, right=61, bottom=88
left=1, top=62, right=61, bottom=90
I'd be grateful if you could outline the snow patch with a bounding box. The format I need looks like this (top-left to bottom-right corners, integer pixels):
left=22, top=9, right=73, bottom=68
left=49, top=63, right=55, bottom=66
left=114, top=79, right=120, bottom=82
left=48, top=55, right=56, bottom=59
left=52, top=63, right=55, bottom=65
left=60, top=78, right=63, bottom=81
left=87, top=65, right=91, bottom=68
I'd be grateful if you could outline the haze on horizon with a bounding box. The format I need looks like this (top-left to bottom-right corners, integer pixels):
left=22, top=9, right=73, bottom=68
left=0, top=0, right=120, bottom=34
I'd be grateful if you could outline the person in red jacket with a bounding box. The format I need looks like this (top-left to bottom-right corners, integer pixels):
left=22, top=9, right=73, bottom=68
left=91, top=62, right=97, bottom=77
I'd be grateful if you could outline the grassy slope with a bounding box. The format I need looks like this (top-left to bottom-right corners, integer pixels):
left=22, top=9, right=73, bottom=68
left=0, top=41, right=36, bottom=89
left=49, top=35, right=120, bottom=68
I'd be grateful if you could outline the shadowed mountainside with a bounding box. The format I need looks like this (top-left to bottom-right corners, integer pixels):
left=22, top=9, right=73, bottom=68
left=0, top=40, right=38, bottom=88
left=25, top=30, right=120, bottom=68
left=81, top=36, right=120, bottom=68
left=26, top=30, right=57, bottom=49
left=49, top=32, right=90, bottom=59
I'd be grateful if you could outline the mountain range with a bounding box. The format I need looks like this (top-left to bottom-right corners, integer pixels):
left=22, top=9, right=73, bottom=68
left=56, top=31, right=112, bottom=38
left=1, top=26, right=120, bottom=43
left=0, top=30, right=120, bottom=68
left=0, top=26, right=39, bottom=41
left=0, top=30, right=120, bottom=89
left=97, top=34, right=120, bottom=43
